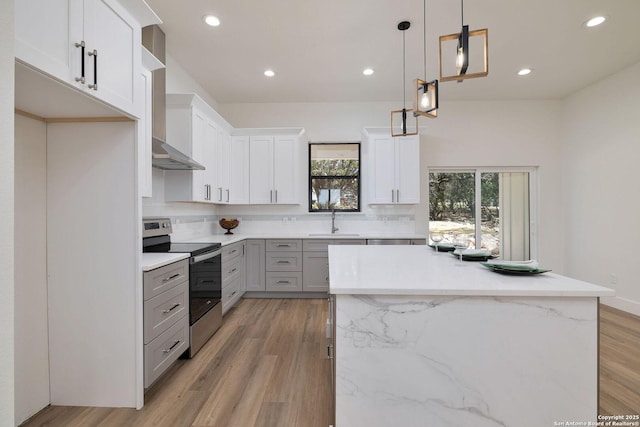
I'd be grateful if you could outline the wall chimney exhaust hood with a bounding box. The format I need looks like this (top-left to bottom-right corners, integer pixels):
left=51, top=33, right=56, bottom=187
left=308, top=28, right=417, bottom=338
left=142, top=25, right=205, bottom=171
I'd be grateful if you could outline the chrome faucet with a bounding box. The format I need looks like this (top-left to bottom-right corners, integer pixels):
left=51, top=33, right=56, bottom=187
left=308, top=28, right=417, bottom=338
left=331, top=209, right=339, bottom=234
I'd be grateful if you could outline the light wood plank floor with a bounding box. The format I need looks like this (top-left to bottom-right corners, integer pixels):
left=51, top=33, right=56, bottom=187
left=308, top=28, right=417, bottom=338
left=21, top=300, right=640, bottom=426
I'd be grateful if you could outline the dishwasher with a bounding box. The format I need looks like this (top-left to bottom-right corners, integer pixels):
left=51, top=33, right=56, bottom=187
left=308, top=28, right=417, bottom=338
left=366, top=239, right=412, bottom=245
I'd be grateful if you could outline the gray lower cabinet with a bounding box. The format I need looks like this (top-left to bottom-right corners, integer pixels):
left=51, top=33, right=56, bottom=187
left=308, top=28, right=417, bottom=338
left=265, top=239, right=303, bottom=291
left=302, top=239, right=366, bottom=292
left=245, top=239, right=266, bottom=291
left=221, top=240, right=246, bottom=315
left=143, top=259, right=190, bottom=388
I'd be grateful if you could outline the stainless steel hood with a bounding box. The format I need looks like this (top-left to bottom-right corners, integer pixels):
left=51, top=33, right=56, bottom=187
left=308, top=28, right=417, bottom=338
left=142, top=25, right=204, bottom=171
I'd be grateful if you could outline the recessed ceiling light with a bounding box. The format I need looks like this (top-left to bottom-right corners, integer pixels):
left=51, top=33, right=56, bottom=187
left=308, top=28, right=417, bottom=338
left=203, top=15, right=220, bottom=27
left=363, top=68, right=374, bottom=76
left=264, top=69, right=275, bottom=77
left=584, top=16, right=606, bottom=27
left=517, top=68, right=532, bottom=76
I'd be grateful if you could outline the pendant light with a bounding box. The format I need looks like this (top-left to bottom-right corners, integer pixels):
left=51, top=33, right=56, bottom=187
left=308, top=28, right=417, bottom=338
left=391, top=21, right=418, bottom=137
left=439, top=0, right=488, bottom=83
left=413, top=0, right=438, bottom=119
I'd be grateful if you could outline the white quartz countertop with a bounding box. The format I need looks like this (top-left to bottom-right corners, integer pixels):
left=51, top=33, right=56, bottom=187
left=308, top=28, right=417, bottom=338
left=175, top=232, right=427, bottom=246
left=141, top=253, right=190, bottom=272
left=328, top=245, right=615, bottom=297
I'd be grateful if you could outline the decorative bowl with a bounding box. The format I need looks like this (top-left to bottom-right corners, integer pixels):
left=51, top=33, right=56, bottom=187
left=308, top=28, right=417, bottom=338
left=219, top=218, right=239, bottom=235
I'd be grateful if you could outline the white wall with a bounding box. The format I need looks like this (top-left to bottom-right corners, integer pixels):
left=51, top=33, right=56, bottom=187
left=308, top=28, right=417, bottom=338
left=14, top=115, right=49, bottom=425
left=219, top=99, right=564, bottom=271
left=562, top=61, right=640, bottom=315
left=0, top=0, right=15, bottom=425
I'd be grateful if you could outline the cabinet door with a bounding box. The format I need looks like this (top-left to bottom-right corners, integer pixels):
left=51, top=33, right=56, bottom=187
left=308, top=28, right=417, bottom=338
left=229, top=136, right=250, bottom=204
left=249, top=136, right=274, bottom=204
left=245, top=240, right=266, bottom=292
left=83, top=0, right=140, bottom=117
left=15, top=0, right=83, bottom=86
left=138, top=67, right=152, bottom=198
left=191, top=109, right=207, bottom=201
left=369, top=136, right=395, bottom=204
left=216, top=129, right=230, bottom=203
left=395, top=135, right=420, bottom=204
left=273, top=136, right=298, bottom=204
left=302, top=252, right=330, bottom=292
left=203, top=119, right=217, bottom=201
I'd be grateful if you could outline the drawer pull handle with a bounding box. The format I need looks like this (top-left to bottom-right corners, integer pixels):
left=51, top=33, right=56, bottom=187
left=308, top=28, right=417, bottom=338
left=231, top=291, right=237, bottom=297
left=277, top=260, right=290, bottom=264
left=163, top=340, right=181, bottom=353
left=162, top=303, right=180, bottom=314
left=229, top=268, right=237, bottom=274
left=276, top=244, right=291, bottom=247
left=229, top=249, right=237, bottom=254
left=277, top=280, right=291, bottom=284
left=163, top=273, right=180, bottom=282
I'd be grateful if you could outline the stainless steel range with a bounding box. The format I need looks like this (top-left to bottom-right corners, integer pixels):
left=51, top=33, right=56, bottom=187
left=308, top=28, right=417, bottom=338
left=142, top=218, right=222, bottom=357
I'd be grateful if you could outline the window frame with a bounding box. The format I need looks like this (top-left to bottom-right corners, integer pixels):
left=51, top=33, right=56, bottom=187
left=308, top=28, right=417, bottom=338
left=427, top=166, right=538, bottom=260
left=308, top=142, right=361, bottom=213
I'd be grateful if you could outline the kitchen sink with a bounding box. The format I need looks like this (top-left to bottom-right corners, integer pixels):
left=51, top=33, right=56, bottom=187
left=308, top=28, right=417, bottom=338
left=308, top=233, right=361, bottom=237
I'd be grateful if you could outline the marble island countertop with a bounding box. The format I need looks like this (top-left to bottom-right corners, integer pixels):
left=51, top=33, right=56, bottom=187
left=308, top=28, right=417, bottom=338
left=329, top=245, right=615, bottom=297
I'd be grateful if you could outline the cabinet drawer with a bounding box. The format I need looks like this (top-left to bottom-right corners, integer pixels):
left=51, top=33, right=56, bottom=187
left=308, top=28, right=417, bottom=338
left=222, top=241, right=244, bottom=262
left=222, top=275, right=243, bottom=315
left=331, top=239, right=367, bottom=246
left=143, top=260, right=189, bottom=300
left=144, top=314, right=189, bottom=388
left=303, top=239, right=333, bottom=251
left=266, top=239, right=302, bottom=252
left=266, top=272, right=303, bottom=292
left=222, top=255, right=244, bottom=283
left=266, top=252, right=302, bottom=271
left=143, top=282, right=188, bottom=344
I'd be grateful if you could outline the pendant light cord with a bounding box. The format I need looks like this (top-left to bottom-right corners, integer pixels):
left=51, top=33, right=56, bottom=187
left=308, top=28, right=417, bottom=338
left=402, top=28, right=406, bottom=108
left=461, top=0, right=464, bottom=26
left=423, top=0, right=427, bottom=80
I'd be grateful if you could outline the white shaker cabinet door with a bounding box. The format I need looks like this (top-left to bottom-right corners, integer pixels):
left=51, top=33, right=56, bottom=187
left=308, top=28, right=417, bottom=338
left=229, top=136, right=250, bottom=204
left=249, top=136, right=274, bottom=204
left=273, top=136, right=298, bottom=204
left=215, top=128, right=230, bottom=203
left=83, top=0, right=141, bottom=117
left=395, top=135, right=420, bottom=204
left=15, top=0, right=83, bottom=87
left=369, top=136, right=396, bottom=204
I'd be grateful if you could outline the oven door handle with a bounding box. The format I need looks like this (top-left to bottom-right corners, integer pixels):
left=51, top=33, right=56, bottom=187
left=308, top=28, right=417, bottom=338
left=191, top=249, right=222, bottom=264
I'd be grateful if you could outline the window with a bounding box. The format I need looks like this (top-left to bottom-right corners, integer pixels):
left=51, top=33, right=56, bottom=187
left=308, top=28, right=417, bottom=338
left=309, top=143, right=360, bottom=212
left=429, top=169, right=534, bottom=260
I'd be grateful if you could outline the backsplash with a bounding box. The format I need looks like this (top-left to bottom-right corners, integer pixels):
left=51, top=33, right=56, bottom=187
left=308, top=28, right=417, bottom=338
left=168, top=213, right=417, bottom=241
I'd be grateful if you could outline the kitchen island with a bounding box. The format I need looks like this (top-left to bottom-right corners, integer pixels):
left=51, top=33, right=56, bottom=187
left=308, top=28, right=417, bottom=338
left=328, top=245, right=615, bottom=427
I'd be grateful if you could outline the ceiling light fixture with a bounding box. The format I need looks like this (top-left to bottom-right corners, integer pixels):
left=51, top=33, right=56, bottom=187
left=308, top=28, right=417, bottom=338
left=584, top=16, right=606, bottom=27
left=413, top=0, right=438, bottom=119
left=363, top=68, right=374, bottom=76
left=439, top=0, right=488, bottom=83
left=203, top=15, right=220, bottom=27
left=391, top=21, right=418, bottom=137
left=264, top=69, right=275, bottom=77
left=517, top=68, right=532, bottom=76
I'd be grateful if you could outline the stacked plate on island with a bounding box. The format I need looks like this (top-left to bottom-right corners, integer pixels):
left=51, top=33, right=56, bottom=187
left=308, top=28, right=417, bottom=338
left=428, top=243, right=456, bottom=252
left=451, top=248, right=496, bottom=261
left=480, top=259, right=551, bottom=275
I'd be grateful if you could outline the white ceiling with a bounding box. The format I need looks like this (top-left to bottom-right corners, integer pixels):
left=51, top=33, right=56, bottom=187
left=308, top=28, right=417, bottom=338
left=145, top=0, right=640, bottom=104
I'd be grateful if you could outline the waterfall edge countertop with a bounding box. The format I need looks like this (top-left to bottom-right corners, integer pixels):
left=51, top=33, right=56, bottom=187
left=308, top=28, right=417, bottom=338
left=328, top=245, right=615, bottom=297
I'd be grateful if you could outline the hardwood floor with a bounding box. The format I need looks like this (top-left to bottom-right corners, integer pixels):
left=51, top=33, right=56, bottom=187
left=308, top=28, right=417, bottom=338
left=21, top=299, right=332, bottom=427
left=599, top=304, right=640, bottom=415
left=21, top=300, right=640, bottom=426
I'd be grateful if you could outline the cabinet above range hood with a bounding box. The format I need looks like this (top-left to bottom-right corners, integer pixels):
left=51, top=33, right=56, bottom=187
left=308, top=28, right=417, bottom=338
left=142, top=25, right=204, bottom=171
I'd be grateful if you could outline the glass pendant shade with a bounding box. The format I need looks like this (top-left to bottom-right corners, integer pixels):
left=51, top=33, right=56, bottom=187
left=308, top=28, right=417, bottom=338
left=413, top=79, right=438, bottom=118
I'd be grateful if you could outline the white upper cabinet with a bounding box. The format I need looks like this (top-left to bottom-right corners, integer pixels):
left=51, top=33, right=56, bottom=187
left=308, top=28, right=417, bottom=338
left=228, top=136, right=250, bottom=204
left=368, top=134, right=420, bottom=204
left=15, top=0, right=154, bottom=118
left=249, top=135, right=300, bottom=204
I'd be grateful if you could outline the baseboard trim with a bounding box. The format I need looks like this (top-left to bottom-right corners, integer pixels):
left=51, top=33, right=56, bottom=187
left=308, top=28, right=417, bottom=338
left=600, top=296, right=640, bottom=317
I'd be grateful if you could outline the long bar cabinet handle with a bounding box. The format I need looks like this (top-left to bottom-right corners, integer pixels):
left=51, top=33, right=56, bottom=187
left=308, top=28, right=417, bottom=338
left=74, top=41, right=85, bottom=83
left=88, top=50, right=98, bottom=90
